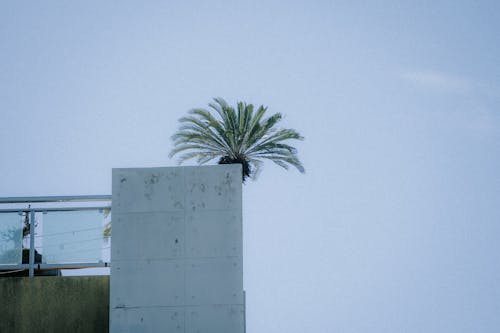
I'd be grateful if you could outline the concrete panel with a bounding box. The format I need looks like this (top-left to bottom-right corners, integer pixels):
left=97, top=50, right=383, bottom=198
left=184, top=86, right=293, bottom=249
left=110, top=259, right=184, bottom=308
left=185, top=166, right=242, bottom=212
left=185, top=305, right=244, bottom=333
left=111, top=212, right=184, bottom=261
left=110, top=307, right=184, bottom=333
left=110, top=165, right=244, bottom=333
left=186, top=210, right=242, bottom=258
left=112, top=167, right=185, bottom=213
left=186, top=257, right=243, bottom=305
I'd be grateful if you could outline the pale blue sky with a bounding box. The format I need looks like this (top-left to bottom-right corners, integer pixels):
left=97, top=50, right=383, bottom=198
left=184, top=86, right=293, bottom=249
left=1, top=1, right=500, bottom=332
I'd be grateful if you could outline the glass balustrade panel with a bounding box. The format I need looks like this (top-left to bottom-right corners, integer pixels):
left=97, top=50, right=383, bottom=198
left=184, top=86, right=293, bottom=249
left=41, top=210, right=105, bottom=264
left=0, top=213, right=23, bottom=265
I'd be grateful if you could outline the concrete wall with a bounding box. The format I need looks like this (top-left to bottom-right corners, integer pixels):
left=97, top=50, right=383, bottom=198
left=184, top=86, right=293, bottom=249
left=0, top=276, right=109, bottom=333
left=111, top=165, right=244, bottom=333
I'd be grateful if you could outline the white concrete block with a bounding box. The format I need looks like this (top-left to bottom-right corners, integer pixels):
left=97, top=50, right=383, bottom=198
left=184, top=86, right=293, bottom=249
left=110, top=307, right=184, bottom=333
left=185, top=166, right=242, bottom=212
left=185, top=210, right=242, bottom=258
left=110, top=259, right=184, bottom=308
left=185, top=305, right=245, bottom=333
left=110, top=165, right=244, bottom=332
left=185, top=257, right=243, bottom=305
left=112, top=167, right=185, bottom=213
left=111, top=212, right=184, bottom=261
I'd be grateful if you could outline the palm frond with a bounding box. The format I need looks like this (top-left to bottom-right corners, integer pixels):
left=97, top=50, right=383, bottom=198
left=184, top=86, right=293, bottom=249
left=170, top=98, right=305, bottom=181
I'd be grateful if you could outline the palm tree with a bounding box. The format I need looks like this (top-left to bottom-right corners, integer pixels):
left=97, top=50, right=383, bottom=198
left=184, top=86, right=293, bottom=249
left=169, top=98, right=305, bottom=182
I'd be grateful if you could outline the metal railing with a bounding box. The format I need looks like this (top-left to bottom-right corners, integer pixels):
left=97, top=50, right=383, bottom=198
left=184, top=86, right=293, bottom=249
left=0, top=195, right=111, bottom=277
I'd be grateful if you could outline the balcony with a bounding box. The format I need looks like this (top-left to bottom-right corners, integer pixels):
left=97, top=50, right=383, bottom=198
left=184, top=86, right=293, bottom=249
left=0, top=195, right=111, bottom=277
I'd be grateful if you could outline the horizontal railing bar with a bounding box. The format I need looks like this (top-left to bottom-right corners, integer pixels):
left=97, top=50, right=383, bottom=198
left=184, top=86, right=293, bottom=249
left=0, top=206, right=111, bottom=213
left=0, top=195, right=111, bottom=204
left=0, top=262, right=111, bottom=270
left=0, top=264, right=29, bottom=269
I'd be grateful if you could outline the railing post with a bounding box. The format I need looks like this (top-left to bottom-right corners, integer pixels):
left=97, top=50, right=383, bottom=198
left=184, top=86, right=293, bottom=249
left=28, top=210, right=35, bottom=278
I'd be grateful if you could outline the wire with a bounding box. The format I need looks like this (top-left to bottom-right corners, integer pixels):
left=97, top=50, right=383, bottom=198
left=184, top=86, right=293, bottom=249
left=0, top=269, right=26, bottom=275
left=36, top=237, right=107, bottom=248
left=35, top=246, right=110, bottom=256
left=34, top=226, right=105, bottom=238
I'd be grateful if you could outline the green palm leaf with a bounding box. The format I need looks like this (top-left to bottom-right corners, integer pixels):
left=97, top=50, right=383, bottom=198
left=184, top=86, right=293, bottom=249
left=170, top=98, right=305, bottom=182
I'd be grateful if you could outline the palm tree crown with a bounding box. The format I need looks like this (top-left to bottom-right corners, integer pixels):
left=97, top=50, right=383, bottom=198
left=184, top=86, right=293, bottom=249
left=169, top=98, right=305, bottom=182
